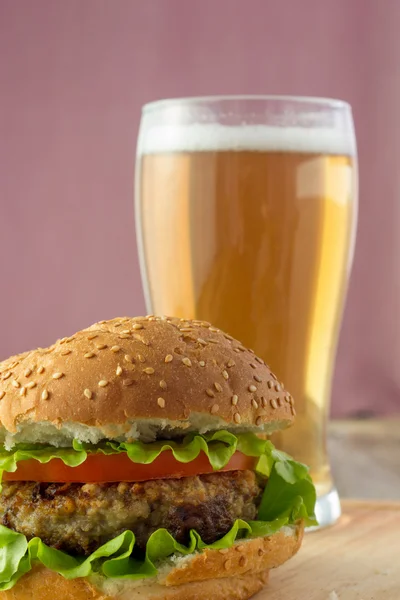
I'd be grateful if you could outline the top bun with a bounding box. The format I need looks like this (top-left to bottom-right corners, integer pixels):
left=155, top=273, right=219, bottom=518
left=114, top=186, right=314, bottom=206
left=0, top=317, right=295, bottom=448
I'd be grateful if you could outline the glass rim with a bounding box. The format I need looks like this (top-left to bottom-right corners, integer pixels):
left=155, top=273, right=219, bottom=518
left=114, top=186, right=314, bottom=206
left=142, top=94, right=351, bottom=113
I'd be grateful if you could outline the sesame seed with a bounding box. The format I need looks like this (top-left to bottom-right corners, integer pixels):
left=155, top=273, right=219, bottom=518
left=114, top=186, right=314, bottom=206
left=111, top=346, right=121, bottom=353
left=119, top=333, right=131, bottom=339
left=37, top=366, right=45, bottom=374
left=0, top=391, right=5, bottom=400
left=98, top=380, right=109, bottom=387
left=61, top=349, right=72, bottom=356
left=121, top=329, right=131, bottom=334
left=291, top=406, right=296, bottom=416
left=197, top=338, right=207, bottom=345
left=254, top=375, right=262, bottom=383
left=231, top=394, right=238, bottom=406
left=165, top=354, right=173, bottom=363
left=214, top=382, right=223, bottom=392
left=261, top=396, right=267, bottom=407
left=12, top=380, right=20, bottom=388
left=124, top=354, right=133, bottom=363
left=180, top=327, right=193, bottom=332
left=234, top=348, right=241, bottom=353
left=275, top=383, right=281, bottom=392
left=224, top=334, right=234, bottom=341
left=137, top=354, right=146, bottom=363
left=252, top=399, right=259, bottom=409
left=267, top=381, right=273, bottom=389
left=96, top=344, right=107, bottom=350
left=255, top=356, right=264, bottom=365
left=234, top=412, right=241, bottom=424
left=271, top=372, right=278, bottom=380
left=134, top=334, right=149, bottom=345
left=143, top=367, right=154, bottom=374
left=157, top=397, right=165, bottom=408
left=132, top=324, right=144, bottom=330
left=84, top=352, right=96, bottom=359
left=250, top=363, right=257, bottom=369
left=239, top=556, right=247, bottom=568
left=222, top=370, right=229, bottom=380
left=236, top=544, right=245, bottom=552
left=227, top=359, right=236, bottom=368
left=123, top=379, right=134, bottom=386
left=19, top=386, right=26, bottom=396
left=256, top=416, right=263, bottom=426
left=210, top=404, right=219, bottom=414
left=87, top=334, right=98, bottom=340
left=26, top=381, right=36, bottom=389
left=209, top=326, right=219, bottom=332
left=208, top=339, right=218, bottom=344
left=24, top=368, right=32, bottom=377
left=182, top=357, right=192, bottom=367
left=249, top=384, right=257, bottom=392
left=238, top=346, right=246, bottom=352
left=223, top=559, right=232, bottom=570
left=116, top=366, right=123, bottom=376
left=206, top=389, right=215, bottom=398
left=159, top=380, right=167, bottom=389
left=285, top=394, right=291, bottom=403
left=219, top=548, right=229, bottom=555
left=270, top=398, right=277, bottom=409
left=258, top=548, right=264, bottom=556
left=41, top=389, right=49, bottom=400
left=199, top=361, right=206, bottom=367
left=84, top=389, right=92, bottom=399
left=99, top=320, right=107, bottom=324
left=2, top=372, right=11, bottom=380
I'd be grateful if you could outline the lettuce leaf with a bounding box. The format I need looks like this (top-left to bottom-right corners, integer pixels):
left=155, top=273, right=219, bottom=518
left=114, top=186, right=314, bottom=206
left=0, top=431, right=317, bottom=589
left=0, top=517, right=290, bottom=590
left=0, top=431, right=264, bottom=475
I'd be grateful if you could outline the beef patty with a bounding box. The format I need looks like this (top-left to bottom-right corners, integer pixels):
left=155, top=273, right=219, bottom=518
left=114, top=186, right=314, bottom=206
left=0, top=470, right=263, bottom=555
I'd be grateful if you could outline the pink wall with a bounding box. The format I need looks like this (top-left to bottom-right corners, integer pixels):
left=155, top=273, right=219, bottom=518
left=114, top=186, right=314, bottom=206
left=1, top=0, right=400, bottom=416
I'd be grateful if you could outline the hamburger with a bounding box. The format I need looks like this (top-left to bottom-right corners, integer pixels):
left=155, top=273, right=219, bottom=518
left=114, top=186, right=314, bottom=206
left=0, top=316, right=316, bottom=599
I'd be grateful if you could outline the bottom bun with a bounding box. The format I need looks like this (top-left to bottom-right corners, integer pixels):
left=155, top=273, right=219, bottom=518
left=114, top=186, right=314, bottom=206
left=1, top=567, right=270, bottom=600
left=1, top=523, right=303, bottom=600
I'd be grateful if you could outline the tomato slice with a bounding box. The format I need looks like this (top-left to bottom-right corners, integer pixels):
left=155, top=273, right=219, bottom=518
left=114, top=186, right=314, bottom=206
left=2, top=451, right=257, bottom=483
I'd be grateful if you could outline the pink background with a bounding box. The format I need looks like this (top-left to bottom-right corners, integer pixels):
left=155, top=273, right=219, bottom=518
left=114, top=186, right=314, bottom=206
left=1, top=0, right=400, bottom=416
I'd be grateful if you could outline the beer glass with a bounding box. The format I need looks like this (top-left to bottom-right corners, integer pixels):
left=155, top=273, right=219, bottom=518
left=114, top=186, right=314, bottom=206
left=135, top=96, right=358, bottom=527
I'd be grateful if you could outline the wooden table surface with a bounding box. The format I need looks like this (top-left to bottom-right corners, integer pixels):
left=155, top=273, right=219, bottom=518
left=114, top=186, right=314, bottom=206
left=328, top=419, right=400, bottom=500
left=256, top=500, right=400, bottom=599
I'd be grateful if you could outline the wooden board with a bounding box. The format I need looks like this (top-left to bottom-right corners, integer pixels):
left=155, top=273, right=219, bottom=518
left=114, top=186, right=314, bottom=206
left=255, top=501, right=400, bottom=600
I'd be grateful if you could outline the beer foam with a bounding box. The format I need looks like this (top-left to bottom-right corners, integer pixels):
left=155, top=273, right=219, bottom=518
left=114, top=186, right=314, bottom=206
left=138, top=124, right=356, bottom=156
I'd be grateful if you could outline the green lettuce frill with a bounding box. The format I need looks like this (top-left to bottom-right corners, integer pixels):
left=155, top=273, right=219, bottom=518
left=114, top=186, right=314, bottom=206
left=0, top=431, right=317, bottom=590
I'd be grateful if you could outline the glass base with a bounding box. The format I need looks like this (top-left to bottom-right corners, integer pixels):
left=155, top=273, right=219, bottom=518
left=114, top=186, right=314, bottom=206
left=309, top=487, right=341, bottom=531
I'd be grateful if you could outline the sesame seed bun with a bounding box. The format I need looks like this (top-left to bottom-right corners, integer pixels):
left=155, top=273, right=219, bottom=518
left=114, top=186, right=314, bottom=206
left=0, top=317, right=295, bottom=448
left=0, top=524, right=303, bottom=600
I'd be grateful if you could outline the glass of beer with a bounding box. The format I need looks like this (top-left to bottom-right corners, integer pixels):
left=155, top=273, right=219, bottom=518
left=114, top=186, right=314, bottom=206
left=135, top=96, right=358, bottom=527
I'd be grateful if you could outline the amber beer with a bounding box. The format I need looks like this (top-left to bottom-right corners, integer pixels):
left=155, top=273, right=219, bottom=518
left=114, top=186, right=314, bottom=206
left=136, top=124, right=356, bottom=499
